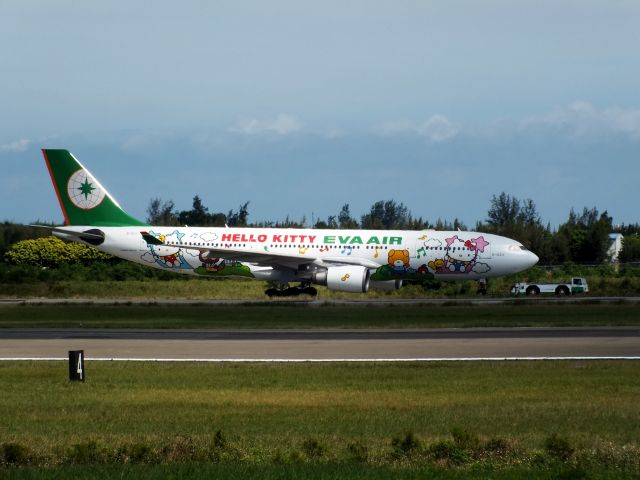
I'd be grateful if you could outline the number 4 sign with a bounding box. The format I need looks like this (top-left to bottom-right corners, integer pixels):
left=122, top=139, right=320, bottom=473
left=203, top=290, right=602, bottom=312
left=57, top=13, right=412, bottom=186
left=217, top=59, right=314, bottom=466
left=68, top=350, right=85, bottom=382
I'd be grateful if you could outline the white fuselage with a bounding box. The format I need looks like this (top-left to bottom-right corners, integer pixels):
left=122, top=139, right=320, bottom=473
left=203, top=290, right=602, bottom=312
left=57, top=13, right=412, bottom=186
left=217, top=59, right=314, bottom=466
left=54, top=226, right=539, bottom=286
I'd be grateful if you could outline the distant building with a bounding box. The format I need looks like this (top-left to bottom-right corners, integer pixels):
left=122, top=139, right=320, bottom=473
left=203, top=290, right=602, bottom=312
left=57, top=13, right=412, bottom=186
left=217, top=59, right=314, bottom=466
left=608, top=233, right=624, bottom=262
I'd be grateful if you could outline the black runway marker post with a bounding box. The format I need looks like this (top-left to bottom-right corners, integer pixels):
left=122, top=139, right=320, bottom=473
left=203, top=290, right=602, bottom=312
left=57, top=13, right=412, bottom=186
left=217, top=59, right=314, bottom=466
left=69, top=350, right=85, bottom=382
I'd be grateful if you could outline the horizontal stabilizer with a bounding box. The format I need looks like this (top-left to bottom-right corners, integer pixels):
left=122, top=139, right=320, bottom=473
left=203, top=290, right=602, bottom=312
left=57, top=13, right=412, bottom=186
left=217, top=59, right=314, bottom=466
left=29, top=225, right=104, bottom=239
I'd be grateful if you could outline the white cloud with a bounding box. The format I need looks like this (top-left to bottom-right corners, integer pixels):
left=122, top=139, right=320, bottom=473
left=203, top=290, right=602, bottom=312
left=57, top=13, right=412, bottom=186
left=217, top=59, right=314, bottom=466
left=378, top=115, right=459, bottom=142
left=418, top=115, right=459, bottom=142
left=230, top=114, right=303, bottom=136
left=121, top=131, right=175, bottom=153
left=604, top=106, right=640, bottom=139
left=0, top=138, right=31, bottom=153
left=521, top=101, right=640, bottom=140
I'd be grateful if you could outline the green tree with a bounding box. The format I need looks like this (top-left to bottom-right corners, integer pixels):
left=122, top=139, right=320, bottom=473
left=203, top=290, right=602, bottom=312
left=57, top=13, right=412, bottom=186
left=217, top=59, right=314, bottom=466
left=5, top=237, right=112, bottom=268
left=273, top=215, right=306, bottom=228
left=619, top=235, right=640, bottom=262
left=480, top=193, right=549, bottom=260
left=0, top=222, right=52, bottom=258
left=487, top=192, right=520, bottom=229
left=361, top=200, right=411, bottom=229
left=338, top=204, right=359, bottom=229
left=175, top=195, right=228, bottom=227
left=615, top=223, right=640, bottom=236
left=146, top=198, right=178, bottom=225
left=556, top=207, right=613, bottom=263
left=227, top=202, right=250, bottom=227
left=178, top=195, right=209, bottom=226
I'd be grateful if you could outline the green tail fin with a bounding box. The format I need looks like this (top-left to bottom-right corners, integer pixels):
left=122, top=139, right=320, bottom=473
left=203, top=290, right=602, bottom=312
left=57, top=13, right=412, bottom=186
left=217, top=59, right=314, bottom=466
left=43, top=149, right=146, bottom=227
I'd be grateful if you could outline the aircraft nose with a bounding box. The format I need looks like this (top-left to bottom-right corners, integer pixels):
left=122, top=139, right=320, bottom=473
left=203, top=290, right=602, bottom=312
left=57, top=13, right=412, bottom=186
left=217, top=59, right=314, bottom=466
left=527, top=251, right=539, bottom=268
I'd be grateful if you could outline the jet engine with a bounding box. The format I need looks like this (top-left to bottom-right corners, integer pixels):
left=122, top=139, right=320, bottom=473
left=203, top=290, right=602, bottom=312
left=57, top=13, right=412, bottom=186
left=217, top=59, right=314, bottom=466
left=370, top=279, right=403, bottom=291
left=315, top=265, right=371, bottom=293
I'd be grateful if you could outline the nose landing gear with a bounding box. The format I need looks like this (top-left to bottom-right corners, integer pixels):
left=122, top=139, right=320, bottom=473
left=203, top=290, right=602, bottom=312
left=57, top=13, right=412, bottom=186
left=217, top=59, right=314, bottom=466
left=477, top=278, right=488, bottom=295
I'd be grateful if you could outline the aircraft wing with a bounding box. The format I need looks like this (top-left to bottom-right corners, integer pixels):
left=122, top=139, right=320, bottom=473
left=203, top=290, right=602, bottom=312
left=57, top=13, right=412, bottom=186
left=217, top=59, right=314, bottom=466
left=140, top=232, right=380, bottom=270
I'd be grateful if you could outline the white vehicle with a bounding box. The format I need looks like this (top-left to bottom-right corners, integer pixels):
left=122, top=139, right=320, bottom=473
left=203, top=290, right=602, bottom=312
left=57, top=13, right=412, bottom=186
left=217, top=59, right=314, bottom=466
left=511, top=277, right=588, bottom=296
left=36, top=149, right=539, bottom=297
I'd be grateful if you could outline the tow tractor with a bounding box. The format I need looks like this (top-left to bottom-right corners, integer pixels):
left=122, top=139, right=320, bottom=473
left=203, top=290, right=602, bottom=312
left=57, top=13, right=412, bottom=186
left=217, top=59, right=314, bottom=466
left=511, top=277, right=588, bottom=296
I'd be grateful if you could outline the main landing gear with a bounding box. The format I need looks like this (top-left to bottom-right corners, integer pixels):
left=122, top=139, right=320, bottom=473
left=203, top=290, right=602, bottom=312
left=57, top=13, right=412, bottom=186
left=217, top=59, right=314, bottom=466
left=265, top=283, right=318, bottom=298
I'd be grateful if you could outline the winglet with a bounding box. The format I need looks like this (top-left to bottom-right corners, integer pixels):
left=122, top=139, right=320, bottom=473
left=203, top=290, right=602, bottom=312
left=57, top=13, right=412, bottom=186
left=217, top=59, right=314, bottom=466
left=141, top=231, right=164, bottom=245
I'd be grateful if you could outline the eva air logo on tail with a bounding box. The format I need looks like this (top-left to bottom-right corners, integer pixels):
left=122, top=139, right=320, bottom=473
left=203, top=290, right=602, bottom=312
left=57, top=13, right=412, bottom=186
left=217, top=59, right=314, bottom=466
left=43, top=148, right=146, bottom=226
left=66, top=169, right=105, bottom=210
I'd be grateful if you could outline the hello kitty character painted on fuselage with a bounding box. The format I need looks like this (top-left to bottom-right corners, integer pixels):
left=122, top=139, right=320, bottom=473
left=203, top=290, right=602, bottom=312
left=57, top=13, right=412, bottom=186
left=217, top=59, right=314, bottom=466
left=443, top=235, right=490, bottom=273
left=141, top=230, right=193, bottom=270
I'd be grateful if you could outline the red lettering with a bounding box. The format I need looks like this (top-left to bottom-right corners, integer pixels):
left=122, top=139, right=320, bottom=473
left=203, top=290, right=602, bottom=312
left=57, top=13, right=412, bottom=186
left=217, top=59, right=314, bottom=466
left=222, top=233, right=232, bottom=242
left=258, top=234, right=267, bottom=242
left=232, top=233, right=241, bottom=242
left=273, top=235, right=282, bottom=242
left=308, top=235, right=316, bottom=244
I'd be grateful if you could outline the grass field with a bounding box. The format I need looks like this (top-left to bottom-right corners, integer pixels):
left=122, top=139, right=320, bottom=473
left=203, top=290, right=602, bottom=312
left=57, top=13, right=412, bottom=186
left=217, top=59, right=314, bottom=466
left=0, top=361, right=638, bottom=478
left=1, top=268, right=639, bottom=301
left=1, top=464, right=632, bottom=480
left=1, top=298, right=639, bottom=478
left=0, top=302, right=639, bottom=329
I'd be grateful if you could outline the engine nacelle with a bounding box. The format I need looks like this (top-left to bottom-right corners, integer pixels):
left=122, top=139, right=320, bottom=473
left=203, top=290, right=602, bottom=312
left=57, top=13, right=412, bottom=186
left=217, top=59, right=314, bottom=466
left=370, top=279, right=403, bottom=291
left=323, top=266, right=371, bottom=293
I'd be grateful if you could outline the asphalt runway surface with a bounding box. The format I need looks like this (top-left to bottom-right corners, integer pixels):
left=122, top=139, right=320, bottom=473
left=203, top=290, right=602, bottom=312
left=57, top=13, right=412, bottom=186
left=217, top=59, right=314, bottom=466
left=1, top=327, right=639, bottom=361
left=2, top=297, right=640, bottom=306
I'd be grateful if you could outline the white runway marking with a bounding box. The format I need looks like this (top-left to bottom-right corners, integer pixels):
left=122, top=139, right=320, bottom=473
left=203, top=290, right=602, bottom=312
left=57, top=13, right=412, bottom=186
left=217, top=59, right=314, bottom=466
left=1, top=357, right=639, bottom=362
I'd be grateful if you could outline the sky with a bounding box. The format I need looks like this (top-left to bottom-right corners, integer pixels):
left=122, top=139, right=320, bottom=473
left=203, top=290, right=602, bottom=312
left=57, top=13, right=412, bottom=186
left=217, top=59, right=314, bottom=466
left=1, top=1, right=639, bottom=228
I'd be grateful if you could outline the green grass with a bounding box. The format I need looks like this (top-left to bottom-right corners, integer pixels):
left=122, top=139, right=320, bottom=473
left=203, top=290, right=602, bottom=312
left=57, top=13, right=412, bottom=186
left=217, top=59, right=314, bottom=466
left=2, top=278, right=474, bottom=300
left=0, top=302, right=639, bottom=329
left=0, top=361, right=638, bottom=475
left=1, top=463, right=633, bottom=480
left=1, top=267, right=639, bottom=301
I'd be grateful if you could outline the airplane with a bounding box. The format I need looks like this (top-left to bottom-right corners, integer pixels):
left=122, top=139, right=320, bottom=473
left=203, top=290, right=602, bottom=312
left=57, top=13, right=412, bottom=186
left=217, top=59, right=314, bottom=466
left=38, top=149, right=539, bottom=297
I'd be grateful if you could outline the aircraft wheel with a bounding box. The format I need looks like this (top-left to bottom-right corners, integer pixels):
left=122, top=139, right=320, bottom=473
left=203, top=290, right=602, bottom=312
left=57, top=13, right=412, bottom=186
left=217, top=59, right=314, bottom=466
left=302, top=286, right=318, bottom=297
left=283, top=287, right=301, bottom=297
left=265, top=288, right=280, bottom=297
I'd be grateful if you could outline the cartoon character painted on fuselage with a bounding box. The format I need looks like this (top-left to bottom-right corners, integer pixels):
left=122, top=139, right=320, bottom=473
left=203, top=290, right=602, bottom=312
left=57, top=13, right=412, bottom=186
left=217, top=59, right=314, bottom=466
left=141, top=230, right=192, bottom=269
left=427, top=235, right=491, bottom=275
left=199, top=251, right=225, bottom=272
left=444, top=236, right=476, bottom=272
left=388, top=249, right=410, bottom=274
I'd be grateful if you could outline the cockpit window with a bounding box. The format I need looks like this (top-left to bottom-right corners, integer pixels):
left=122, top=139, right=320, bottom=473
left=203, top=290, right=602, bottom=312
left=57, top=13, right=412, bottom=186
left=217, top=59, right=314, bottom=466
left=519, top=246, right=529, bottom=251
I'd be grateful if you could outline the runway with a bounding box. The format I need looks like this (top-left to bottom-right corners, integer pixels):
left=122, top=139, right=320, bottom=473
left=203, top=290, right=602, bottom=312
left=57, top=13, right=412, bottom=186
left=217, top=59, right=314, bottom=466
left=2, top=297, right=640, bottom=306
left=1, top=327, right=639, bottom=361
